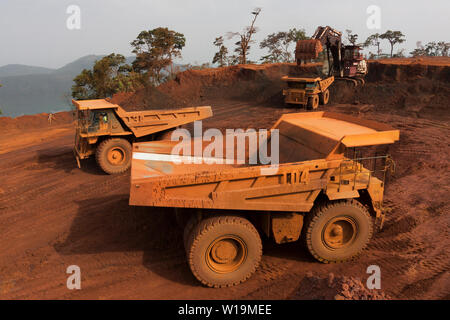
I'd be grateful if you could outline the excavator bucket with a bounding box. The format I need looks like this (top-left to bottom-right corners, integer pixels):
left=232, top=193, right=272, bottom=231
left=295, top=39, right=323, bottom=61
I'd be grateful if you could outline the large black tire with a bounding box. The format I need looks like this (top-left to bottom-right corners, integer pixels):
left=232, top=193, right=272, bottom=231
left=319, top=89, right=330, bottom=105
left=183, top=212, right=199, bottom=252
left=307, top=94, right=319, bottom=110
left=303, top=200, right=373, bottom=263
left=96, top=138, right=132, bottom=174
left=186, top=216, right=262, bottom=288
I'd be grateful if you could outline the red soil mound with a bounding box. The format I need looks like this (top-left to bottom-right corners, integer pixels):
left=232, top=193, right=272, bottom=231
left=112, top=59, right=449, bottom=122
left=290, top=272, right=390, bottom=300
left=110, top=63, right=322, bottom=110
left=0, top=111, right=73, bottom=133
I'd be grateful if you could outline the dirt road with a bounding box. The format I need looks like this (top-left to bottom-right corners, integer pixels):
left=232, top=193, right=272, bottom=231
left=0, top=97, right=448, bottom=299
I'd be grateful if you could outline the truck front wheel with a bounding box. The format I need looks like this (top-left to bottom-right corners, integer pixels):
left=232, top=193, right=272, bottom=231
left=307, top=95, right=319, bottom=109
left=96, top=138, right=132, bottom=174
left=319, top=89, right=330, bottom=105
left=186, top=216, right=262, bottom=287
left=303, top=200, right=373, bottom=263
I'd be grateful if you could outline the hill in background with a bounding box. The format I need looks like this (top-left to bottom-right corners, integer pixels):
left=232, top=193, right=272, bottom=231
left=0, top=55, right=133, bottom=117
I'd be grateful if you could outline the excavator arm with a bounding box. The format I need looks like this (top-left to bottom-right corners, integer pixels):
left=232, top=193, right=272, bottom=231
left=296, top=26, right=344, bottom=77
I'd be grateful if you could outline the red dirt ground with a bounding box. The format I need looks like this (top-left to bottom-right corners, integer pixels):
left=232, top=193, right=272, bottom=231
left=0, top=58, right=449, bottom=299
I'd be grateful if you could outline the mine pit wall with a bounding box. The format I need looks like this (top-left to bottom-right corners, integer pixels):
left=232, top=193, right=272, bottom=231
left=366, top=61, right=450, bottom=83
left=111, top=60, right=450, bottom=121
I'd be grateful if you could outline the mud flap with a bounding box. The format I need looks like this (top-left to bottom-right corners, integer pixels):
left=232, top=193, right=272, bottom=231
left=374, top=206, right=386, bottom=230
left=74, top=152, right=81, bottom=168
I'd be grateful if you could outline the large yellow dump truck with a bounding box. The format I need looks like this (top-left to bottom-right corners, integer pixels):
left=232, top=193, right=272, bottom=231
left=73, top=99, right=212, bottom=174
left=129, top=111, right=399, bottom=287
left=282, top=76, right=334, bottom=109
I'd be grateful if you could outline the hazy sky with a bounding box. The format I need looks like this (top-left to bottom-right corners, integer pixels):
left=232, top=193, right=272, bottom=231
left=0, top=0, right=449, bottom=68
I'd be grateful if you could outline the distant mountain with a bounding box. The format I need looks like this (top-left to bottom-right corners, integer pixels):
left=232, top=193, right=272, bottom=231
left=0, top=55, right=134, bottom=117
left=0, top=64, right=55, bottom=77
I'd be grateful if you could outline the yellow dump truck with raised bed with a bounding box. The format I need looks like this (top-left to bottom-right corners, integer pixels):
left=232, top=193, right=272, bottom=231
left=129, top=111, right=399, bottom=287
left=72, top=99, right=212, bottom=174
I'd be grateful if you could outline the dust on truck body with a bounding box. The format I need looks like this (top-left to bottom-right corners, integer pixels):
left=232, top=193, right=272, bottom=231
left=129, top=112, right=399, bottom=287
left=72, top=99, right=212, bottom=174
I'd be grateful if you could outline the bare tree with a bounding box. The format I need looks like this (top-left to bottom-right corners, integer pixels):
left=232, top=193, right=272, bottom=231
left=227, top=8, right=261, bottom=64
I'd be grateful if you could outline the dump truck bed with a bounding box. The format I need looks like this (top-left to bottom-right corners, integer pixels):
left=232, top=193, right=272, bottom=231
left=115, top=106, right=212, bottom=137
left=73, top=99, right=213, bottom=138
left=129, top=112, right=399, bottom=212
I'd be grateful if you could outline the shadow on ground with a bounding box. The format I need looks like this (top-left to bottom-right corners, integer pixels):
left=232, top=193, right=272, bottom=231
left=54, top=195, right=197, bottom=286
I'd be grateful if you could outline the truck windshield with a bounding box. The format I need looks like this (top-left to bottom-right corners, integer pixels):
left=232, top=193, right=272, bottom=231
left=287, top=82, right=306, bottom=89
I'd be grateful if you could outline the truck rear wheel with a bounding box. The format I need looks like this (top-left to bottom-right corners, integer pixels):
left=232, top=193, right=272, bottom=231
left=96, top=138, right=132, bottom=174
left=183, top=213, right=199, bottom=252
left=319, top=89, right=330, bottom=105
left=303, top=200, right=373, bottom=263
left=186, top=216, right=262, bottom=287
left=307, top=95, right=319, bottom=109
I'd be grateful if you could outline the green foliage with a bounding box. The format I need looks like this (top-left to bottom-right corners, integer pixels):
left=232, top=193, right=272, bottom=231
left=380, top=30, right=406, bottom=57
left=364, top=33, right=382, bottom=57
left=260, top=28, right=308, bottom=63
left=131, top=27, right=186, bottom=85
left=345, top=29, right=359, bottom=45
left=71, top=54, right=143, bottom=100
left=182, top=62, right=212, bottom=71
left=212, top=36, right=229, bottom=67
left=410, top=41, right=450, bottom=57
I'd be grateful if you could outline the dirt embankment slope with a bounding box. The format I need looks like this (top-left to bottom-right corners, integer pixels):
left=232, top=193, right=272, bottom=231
left=111, top=57, right=450, bottom=122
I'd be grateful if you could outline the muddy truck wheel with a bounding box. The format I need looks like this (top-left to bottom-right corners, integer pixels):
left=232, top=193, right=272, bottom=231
left=319, top=89, right=330, bottom=105
left=303, top=200, right=373, bottom=263
left=186, top=216, right=262, bottom=288
left=96, top=138, right=132, bottom=174
left=183, top=213, right=200, bottom=253
left=307, top=94, right=319, bottom=109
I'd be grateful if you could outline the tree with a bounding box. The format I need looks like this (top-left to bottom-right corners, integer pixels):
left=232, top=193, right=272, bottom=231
left=131, top=27, right=186, bottom=85
left=259, top=32, right=284, bottom=63
left=212, top=36, right=229, bottom=67
left=259, top=28, right=307, bottom=63
left=410, top=41, right=427, bottom=57
left=72, top=54, right=141, bottom=100
left=380, top=30, right=406, bottom=58
left=364, top=33, right=382, bottom=58
left=346, top=29, right=359, bottom=45
left=410, top=41, right=450, bottom=57
left=227, top=8, right=261, bottom=64
left=259, top=28, right=308, bottom=63
left=290, top=28, right=309, bottom=42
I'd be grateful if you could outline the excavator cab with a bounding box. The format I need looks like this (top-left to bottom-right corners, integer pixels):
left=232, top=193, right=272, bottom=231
left=342, top=46, right=367, bottom=78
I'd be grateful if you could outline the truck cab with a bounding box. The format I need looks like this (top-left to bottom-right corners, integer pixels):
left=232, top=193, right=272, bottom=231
left=72, top=99, right=213, bottom=174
